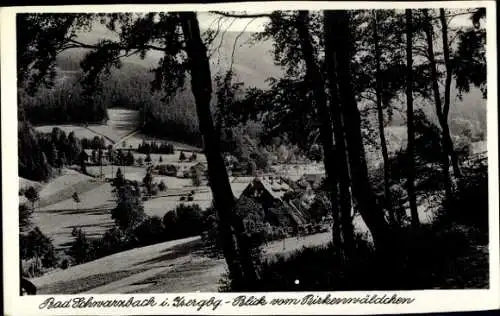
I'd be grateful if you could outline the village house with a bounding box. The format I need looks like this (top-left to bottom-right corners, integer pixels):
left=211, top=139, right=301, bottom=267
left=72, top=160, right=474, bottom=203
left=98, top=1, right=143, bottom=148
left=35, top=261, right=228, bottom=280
left=234, top=176, right=307, bottom=229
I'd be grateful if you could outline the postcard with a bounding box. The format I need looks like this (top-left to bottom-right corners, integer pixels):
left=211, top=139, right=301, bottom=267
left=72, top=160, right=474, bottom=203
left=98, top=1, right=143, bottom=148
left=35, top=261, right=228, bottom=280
left=1, top=1, right=498, bottom=315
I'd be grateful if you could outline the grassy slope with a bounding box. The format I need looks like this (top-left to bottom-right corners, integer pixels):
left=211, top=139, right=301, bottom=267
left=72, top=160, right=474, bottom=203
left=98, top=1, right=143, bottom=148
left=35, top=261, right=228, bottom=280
left=32, top=231, right=335, bottom=294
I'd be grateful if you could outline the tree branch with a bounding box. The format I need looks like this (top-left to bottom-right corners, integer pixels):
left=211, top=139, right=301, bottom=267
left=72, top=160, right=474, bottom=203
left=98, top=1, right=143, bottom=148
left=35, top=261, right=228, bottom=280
left=65, top=38, right=165, bottom=52
left=229, top=17, right=258, bottom=71
left=210, top=11, right=272, bottom=19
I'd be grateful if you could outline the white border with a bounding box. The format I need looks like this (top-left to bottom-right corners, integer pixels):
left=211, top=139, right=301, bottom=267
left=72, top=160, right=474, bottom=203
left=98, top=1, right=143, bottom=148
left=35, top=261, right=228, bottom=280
left=1, top=2, right=499, bottom=315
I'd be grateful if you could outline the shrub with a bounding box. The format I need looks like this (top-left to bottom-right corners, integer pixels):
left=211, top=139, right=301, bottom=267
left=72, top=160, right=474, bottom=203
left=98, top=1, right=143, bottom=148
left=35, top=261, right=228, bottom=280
left=24, top=186, right=40, bottom=210
left=202, top=197, right=267, bottom=261
left=133, top=216, right=165, bottom=246
left=158, top=181, right=167, bottom=191
left=93, top=227, right=127, bottom=258
left=441, top=157, right=488, bottom=233
left=308, top=143, right=323, bottom=162
left=21, top=257, right=44, bottom=278
left=200, top=206, right=224, bottom=258
left=68, top=227, right=93, bottom=264
left=111, top=185, right=146, bottom=231
left=250, top=148, right=270, bottom=171
left=19, top=204, right=33, bottom=233
left=143, top=171, right=154, bottom=194
left=158, top=164, right=177, bottom=176
left=136, top=157, right=144, bottom=166
left=220, top=223, right=480, bottom=291
left=19, top=227, right=58, bottom=268
left=59, top=256, right=72, bottom=269
left=163, top=204, right=203, bottom=240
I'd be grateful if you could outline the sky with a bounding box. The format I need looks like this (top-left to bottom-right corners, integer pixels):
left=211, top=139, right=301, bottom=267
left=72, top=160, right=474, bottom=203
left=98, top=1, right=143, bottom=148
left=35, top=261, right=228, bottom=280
left=197, top=12, right=268, bottom=33
left=79, top=9, right=478, bottom=45
left=196, top=10, right=477, bottom=33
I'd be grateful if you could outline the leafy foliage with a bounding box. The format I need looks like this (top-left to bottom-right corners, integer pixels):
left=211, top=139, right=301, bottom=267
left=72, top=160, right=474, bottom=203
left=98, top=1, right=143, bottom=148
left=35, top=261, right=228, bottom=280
left=133, top=216, right=166, bottom=246
left=19, top=204, right=34, bottom=233
left=454, top=27, right=486, bottom=98
left=17, top=13, right=93, bottom=94
left=20, top=227, right=58, bottom=268
left=111, top=184, right=146, bottom=231
left=163, top=204, right=204, bottom=240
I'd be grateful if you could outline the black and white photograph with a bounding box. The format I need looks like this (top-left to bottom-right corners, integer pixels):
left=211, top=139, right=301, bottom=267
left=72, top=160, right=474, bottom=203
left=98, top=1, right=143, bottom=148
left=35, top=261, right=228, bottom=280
left=1, top=1, right=499, bottom=314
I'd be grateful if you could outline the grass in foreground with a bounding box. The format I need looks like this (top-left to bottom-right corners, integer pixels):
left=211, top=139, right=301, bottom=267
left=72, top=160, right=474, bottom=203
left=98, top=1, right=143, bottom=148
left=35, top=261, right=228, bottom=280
left=220, top=223, right=489, bottom=292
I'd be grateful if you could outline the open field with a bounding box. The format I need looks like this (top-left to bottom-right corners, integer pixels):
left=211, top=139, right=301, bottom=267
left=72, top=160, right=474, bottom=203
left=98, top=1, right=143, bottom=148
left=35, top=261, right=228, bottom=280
left=19, top=169, right=103, bottom=209
left=143, top=188, right=213, bottom=218
left=86, top=164, right=201, bottom=187
left=36, top=182, right=116, bottom=250
left=87, top=110, right=139, bottom=143
left=86, top=165, right=146, bottom=182
left=33, top=108, right=140, bottom=146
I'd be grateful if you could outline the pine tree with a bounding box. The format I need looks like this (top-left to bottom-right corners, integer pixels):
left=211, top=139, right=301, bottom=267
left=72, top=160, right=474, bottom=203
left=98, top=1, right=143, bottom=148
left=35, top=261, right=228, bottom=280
left=98, top=149, right=103, bottom=178
left=91, top=149, right=97, bottom=164
left=50, top=143, right=59, bottom=167
left=145, top=153, right=152, bottom=164
left=24, top=186, right=39, bottom=211
left=143, top=171, right=153, bottom=194
left=126, top=150, right=135, bottom=166
left=78, top=150, right=88, bottom=174
left=115, top=168, right=125, bottom=188
left=72, top=192, right=81, bottom=210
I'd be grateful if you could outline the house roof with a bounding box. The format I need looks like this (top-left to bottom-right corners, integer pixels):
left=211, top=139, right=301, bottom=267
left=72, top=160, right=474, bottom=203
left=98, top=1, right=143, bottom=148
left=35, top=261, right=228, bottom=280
left=191, top=162, right=207, bottom=170
left=230, top=177, right=255, bottom=199
left=240, top=176, right=292, bottom=200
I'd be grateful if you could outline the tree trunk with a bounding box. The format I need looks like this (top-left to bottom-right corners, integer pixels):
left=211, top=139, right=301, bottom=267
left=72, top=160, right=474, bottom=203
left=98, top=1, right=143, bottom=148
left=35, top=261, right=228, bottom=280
left=422, top=9, right=454, bottom=201
left=372, top=10, right=396, bottom=225
left=179, top=12, right=257, bottom=288
left=323, top=11, right=355, bottom=258
left=296, top=11, right=344, bottom=257
left=111, top=153, right=114, bottom=180
left=325, top=10, right=392, bottom=252
left=405, top=9, right=420, bottom=228
left=439, top=8, right=462, bottom=179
